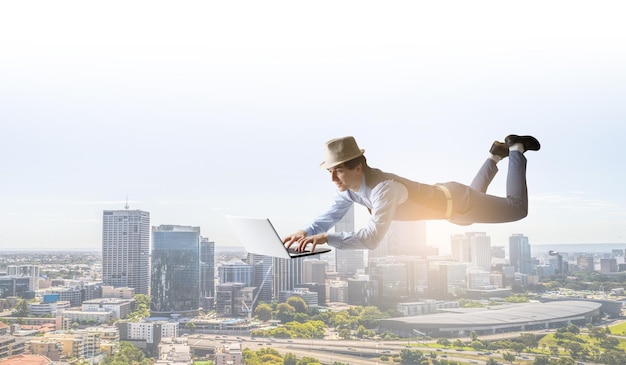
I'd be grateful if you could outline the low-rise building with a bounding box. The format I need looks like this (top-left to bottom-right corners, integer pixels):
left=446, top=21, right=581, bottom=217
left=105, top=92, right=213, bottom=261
left=0, top=335, right=27, bottom=359
left=28, top=301, right=70, bottom=317
left=215, top=342, right=243, bottom=365
left=81, top=298, right=133, bottom=319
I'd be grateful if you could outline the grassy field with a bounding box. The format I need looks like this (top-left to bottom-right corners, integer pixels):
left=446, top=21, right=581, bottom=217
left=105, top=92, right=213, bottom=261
left=609, top=321, right=626, bottom=336
left=537, top=331, right=626, bottom=356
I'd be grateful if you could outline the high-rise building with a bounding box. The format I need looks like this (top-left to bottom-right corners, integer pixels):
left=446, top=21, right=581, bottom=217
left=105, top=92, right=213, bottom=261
left=6, top=265, right=40, bottom=292
left=347, top=276, right=371, bottom=306
left=334, top=205, right=366, bottom=276
left=200, top=238, right=215, bottom=299
left=450, top=234, right=471, bottom=262
left=302, top=259, right=326, bottom=285
left=451, top=232, right=491, bottom=271
left=218, top=259, right=253, bottom=285
left=102, top=209, right=151, bottom=295
left=150, top=225, right=201, bottom=317
left=272, top=256, right=304, bottom=299
left=468, top=232, right=491, bottom=271
left=600, top=258, right=618, bottom=274
left=248, top=254, right=273, bottom=306
left=577, top=255, right=595, bottom=273
left=509, top=234, right=532, bottom=274
left=428, top=261, right=468, bottom=299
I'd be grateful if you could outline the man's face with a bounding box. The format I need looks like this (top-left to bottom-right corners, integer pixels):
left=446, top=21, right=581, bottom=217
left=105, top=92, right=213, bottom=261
left=328, top=163, right=362, bottom=192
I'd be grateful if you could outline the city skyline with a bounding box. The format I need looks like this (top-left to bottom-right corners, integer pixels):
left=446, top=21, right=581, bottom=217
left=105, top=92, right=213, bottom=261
left=2, top=2, right=626, bottom=252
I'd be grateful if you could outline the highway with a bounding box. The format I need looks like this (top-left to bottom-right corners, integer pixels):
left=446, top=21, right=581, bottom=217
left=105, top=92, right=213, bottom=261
left=215, top=335, right=503, bottom=365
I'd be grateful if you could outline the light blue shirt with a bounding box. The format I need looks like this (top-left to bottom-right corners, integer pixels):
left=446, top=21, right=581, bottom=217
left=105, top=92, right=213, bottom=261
left=303, top=176, right=408, bottom=250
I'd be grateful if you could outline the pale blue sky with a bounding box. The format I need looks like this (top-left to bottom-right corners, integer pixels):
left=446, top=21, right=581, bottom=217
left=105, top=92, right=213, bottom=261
left=1, top=1, right=625, bottom=252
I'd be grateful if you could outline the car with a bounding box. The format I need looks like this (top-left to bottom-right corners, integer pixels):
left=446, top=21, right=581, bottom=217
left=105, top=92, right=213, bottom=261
left=381, top=350, right=391, bottom=354
left=436, top=349, right=443, bottom=352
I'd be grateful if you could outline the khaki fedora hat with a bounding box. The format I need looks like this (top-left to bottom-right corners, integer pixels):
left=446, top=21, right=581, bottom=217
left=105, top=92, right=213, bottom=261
left=320, top=136, right=365, bottom=169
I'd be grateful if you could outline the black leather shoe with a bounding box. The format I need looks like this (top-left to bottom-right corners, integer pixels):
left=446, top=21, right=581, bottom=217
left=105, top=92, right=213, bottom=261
left=505, top=134, right=540, bottom=152
left=489, top=141, right=509, bottom=159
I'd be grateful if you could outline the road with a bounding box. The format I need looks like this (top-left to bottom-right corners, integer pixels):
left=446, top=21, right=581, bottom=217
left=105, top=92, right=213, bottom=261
left=215, top=335, right=507, bottom=365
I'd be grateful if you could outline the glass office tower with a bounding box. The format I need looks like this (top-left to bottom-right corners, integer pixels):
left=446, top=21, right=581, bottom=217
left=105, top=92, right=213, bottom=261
left=151, top=225, right=201, bottom=317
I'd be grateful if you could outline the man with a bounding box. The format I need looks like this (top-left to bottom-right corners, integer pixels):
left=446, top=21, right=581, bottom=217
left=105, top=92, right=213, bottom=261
left=283, top=135, right=540, bottom=252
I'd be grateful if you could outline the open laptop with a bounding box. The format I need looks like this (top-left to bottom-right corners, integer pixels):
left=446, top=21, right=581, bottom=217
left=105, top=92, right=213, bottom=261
left=225, top=215, right=331, bottom=259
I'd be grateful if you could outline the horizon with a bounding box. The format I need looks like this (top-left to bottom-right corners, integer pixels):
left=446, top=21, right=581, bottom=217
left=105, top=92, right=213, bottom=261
left=2, top=242, right=625, bottom=254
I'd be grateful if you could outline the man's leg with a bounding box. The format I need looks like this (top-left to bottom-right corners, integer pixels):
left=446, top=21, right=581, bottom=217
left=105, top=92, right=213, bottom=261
left=469, top=141, right=507, bottom=192
left=450, top=135, right=539, bottom=224
left=469, top=159, right=498, bottom=193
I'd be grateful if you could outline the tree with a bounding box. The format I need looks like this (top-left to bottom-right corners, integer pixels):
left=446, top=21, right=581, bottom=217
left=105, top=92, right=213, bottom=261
left=399, top=348, right=428, bottom=364
left=355, top=325, right=375, bottom=339
left=469, top=331, right=479, bottom=341
left=338, top=329, right=351, bottom=340
left=599, top=336, right=620, bottom=349
left=565, top=324, right=580, bottom=334
left=486, top=359, right=499, bottom=365
left=533, top=355, right=550, bottom=365
left=519, top=333, right=538, bottom=351
left=502, top=352, right=516, bottom=364
left=276, top=303, right=296, bottom=323
left=255, top=303, right=273, bottom=321
left=14, top=299, right=29, bottom=317
left=470, top=340, right=484, bottom=350
left=562, top=341, right=583, bottom=359
left=287, top=297, right=308, bottom=313
left=510, top=341, right=526, bottom=355
left=184, top=321, right=196, bottom=332
left=294, top=312, right=309, bottom=323
left=284, top=352, right=297, bottom=365
left=129, top=294, right=150, bottom=319
left=102, top=342, right=151, bottom=365
left=297, top=356, right=322, bottom=365
left=437, top=338, right=451, bottom=348
left=598, top=349, right=626, bottom=365
left=357, top=306, right=386, bottom=329
left=556, top=357, right=575, bottom=365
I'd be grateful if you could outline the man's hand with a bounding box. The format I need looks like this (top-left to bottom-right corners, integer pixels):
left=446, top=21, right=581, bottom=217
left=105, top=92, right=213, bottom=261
left=283, top=231, right=328, bottom=252
left=282, top=230, right=307, bottom=247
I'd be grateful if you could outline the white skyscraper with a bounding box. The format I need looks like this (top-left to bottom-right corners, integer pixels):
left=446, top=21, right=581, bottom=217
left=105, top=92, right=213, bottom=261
left=102, top=209, right=151, bottom=295
left=468, top=232, right=492, bottom=271
left=450, top=232, right=492, bottom=271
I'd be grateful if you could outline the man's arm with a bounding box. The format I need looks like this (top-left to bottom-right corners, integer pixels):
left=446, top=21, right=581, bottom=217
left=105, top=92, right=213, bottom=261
left=326, top=180, right=408, bottom=250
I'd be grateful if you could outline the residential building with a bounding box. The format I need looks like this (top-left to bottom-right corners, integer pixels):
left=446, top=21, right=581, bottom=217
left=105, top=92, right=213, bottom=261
left=102, top=209, right=151, bottom=295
